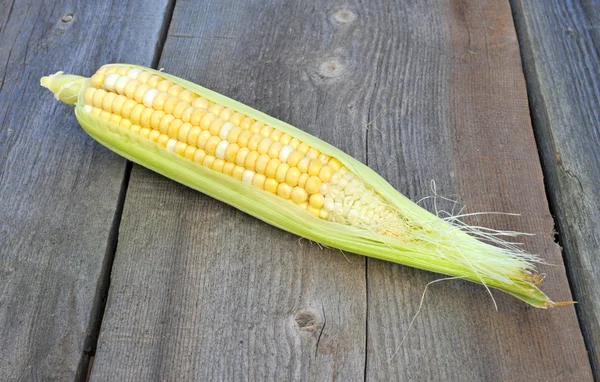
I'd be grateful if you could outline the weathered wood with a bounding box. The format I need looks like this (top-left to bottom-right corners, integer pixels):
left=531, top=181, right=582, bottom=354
left=90, top=1, right=368, bottom=380
left=511, top=0, right=600, bottom=378
left=365, top=0, right=592, bottom=380
left=0, top=0, right=170, bottom=379
left=90, top=0, right=593, bottom=381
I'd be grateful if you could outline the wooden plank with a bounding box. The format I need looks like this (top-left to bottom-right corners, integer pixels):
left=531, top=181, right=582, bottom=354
left=365, top=0, right=593, bottom=380
left=511, top=0, right=600, bottom=377
left=90, top=1, right=368, bottom=380
left=0, top=0, right=171, bottom=380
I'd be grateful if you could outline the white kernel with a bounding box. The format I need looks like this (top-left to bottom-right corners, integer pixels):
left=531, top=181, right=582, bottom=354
left=215, top=140, right=229, bottom=159
left=166, top=139, right=177, bottom=151
left=337, top=178, right=349, bottom=190
left=242, top=170, right=255, bottom=185
left=319, top=183, right=330, bottom=195
left=104, top=73, right=120, bottom=91
left=343, top=196, right=354, bottom=207
left=334, top=202, right=343, bottom=215
left=360, top=192, right=373, bottom=204
left=115, top=76, right=130, bottom=94
left=348, top=209, right=359, bottom=221
left=143, top=88, right=160, bottom=108
left=127, top=68, right=141, bottom=79
left=278, top=145, right=294, bottom=162
left=323, top=197, right=334, bottom=212
left=83, top=105, right=93, bottom=113
left=344, top=173, right=355, bottom=181
left=219, top=122, right=234, bottom=140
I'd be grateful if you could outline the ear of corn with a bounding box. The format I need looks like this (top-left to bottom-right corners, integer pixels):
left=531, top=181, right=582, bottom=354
left=41, top=64, right=561, bottom=308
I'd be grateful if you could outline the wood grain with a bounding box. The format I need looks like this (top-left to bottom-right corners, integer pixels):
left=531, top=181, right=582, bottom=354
left=90, top=1, right=368, bottom=380
left=0, top=0, right=170, bottom=379
left=511, top=0, right=600, bottom=378
left=364, top=0, right=592, bottom=380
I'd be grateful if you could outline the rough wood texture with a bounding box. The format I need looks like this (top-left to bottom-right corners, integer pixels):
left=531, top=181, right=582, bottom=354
left=90, top=1, right=368, bottom=380
left=364, top=1, right=592, bottom=380
left=91, top=0, right=593, bottom=380
left=0, top=0, right=170, bottom=379
left=511, top=0, right=600, bottom=378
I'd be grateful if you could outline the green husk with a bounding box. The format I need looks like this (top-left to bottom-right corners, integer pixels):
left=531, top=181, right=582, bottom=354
left=41, top=64, right=563, bottom=308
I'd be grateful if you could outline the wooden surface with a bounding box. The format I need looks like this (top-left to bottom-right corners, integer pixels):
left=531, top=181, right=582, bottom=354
left=0, top=0, right=171, bottom=380
left=89, top=0, right=593, bottom=381
left=511, top=0, right=600, bottom=378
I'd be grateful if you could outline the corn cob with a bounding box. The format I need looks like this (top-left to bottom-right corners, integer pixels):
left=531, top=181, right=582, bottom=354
left=41, top=64, right=562, bottom=308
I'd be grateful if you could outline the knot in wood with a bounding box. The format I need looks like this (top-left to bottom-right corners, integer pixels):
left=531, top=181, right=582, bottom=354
left=295, top=309, right=319, bottom=331
left=61, top=14, right=73, bottom=23
left=332, top=9, right=357, bottom=24
left=318, top=58, right=344, bottom=78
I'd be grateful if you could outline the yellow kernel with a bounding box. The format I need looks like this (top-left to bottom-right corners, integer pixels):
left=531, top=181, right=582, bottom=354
left=120, top=99, right=137, bottom=119
left=130, top=124, right=142, bottom=135
left=119, top=119, right=132, bottom=131
left=259, top=125, right=273, bottom=137
left=209, top=118, right=225, bottom=136
left=298, top=157, right=311, bottom=173
left=306, top=148, right=320, bottom=159
left=255, top=154, right=271, bottom=174
left=204, top=135, right=221, bottom=155
left=212, top=158, right=225, bottom=172
left=219, top=108, right=234, bottom=120
left=116, top=66, right=130, bottom=76
left=111, top=95, right=127, bottom=115
left=226, top=126, right=243, bottom=143
left=167, top=84, right=183, bottom=96
left=123, top=79, right=141, bottom=99
left=308, top=159, right=323, bottom=176
left=208, top=104, right=224, bottom=116
left=191, top=97, right=209, bottom=109
left=163, top=96, right=180, bottom=114
left=90, top=107, right=102, bottom=117
left=184, top=145, right=197, bottom=160
left=240, top=117, right=255, bottom=129
left=285, top=167, right=301, bottom=186
left=245, top=151, right=260, bottom=170
left=252, top=173, right=266, bottom=189
left=286, top=151, right=304, bottom=167
left=178, top=90, right=195, bottom=103
left=178, top=122, right=193, bottom=143
left=232, top=165, right=245, bottom=180
left=196, top=131, right=211, bottom=149
left=225, top=143, right=240, bottom=162
left=136, top=71, right=152, bottom=83
left=157, top=133, right=170, bottom=146
left=235, top=147, right=250, bottom=167
left=288, top=138, right=301, bottom=148
left=279, top=134, right=292, bottom=145
left=249, top=121, right=264, bottom=134
left=229, top=112, right=245, bottom=125
left=102, top=92, right=117, bottom=113
left=257, top=138, right=273, bottom=155
left=174, top=141, right=187, bottom=156
left=202, top=155, right=215, bottom=168
left=291, top=187, right=309, bottom=204
left=91, top=73, right=105, bottom=88
left=150, top=110, right=166, bottom=130
left=149, top=129, right=161, bottom=142
left=264, top=178, right=278, bottom=194
left=173, top=101, right=189, bottom=119
left=140, top=108, right=154, bottom=128
left=92, top=88, right=107, bottom=108
left=222, top=162, right=235, bottom=176
left=109, top=114, right=122, bottom=126
left=265, top=159, right=281, bottom=178
left=319, top=166, right=334, bottom=182
left=148, top=75, right=162, bottom=88
left=181, top=106, right=194, bottom=123
left=152, top=92, right=170, bottom=110
left=298, top=173, right=310, bottom=188
left=247, top=134, right=263, bottom=151
left=156, top=80, right=173, bottom=92
left=318, top=154, right=330, bottom=164
left=159, top=114, right=175, bottom=134
left=297, top=142, right=310, bottom=154
left=306, top=176, right=322, bottom=194
left=237, top=130, right=253, bottom=147
left=200, top=113, right=217, bottom=130
left=328, top=158, right=342, bottom=170
left=187, top=126, right=202, bottom=147
left=133, top=84, right=150, bottom=103
left=309, top=193, right=325, bottom=209
left=270, top=129, right=284, bottom=141
left=275, top=163, right=290, bottom=183
left=95, top=66, right=108, bottom=75
left=190, top=108, right=207, bottom=125
left=129, top=104, right=145, bottom=125
left=193, top=149, right=206, bottom=164
left=84, top=87, right=96, bottom=105
left=307, top=205, right=320, bottom=217
left=167, top=119, right=183, bottom=139
left=277, top=183, right=293, bottom=199
left=319, top=209, right=329, bottom=220
left=103, top=66, right=118, bottom=75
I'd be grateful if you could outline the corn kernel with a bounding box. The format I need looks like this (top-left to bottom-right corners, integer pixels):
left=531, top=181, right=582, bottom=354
left=204, top=135, right=221, bottom=155
left=200, top=113, right=217, bottom=130
left=265, top=159, right=281, bottom=178
left=196, top=131, right=211, bottom=149
left=178, top=122, right=193, bottom=143
left=235, top=147, right=250, bottom=167
left=275, top=163, right=290, bottom=183
left=159, top=114, right=175, bottom=134
left=277, top=183, right=292, bottom=199
left=264, top=178, right=278, bottom=194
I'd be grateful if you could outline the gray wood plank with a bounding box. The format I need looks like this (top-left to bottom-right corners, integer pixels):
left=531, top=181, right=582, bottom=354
left=0, top=0, right=171, bottom=380
left=511, top=0, right=600, bottom=378
left=90, top=0, right=368, bottom=380
left=363, top=0, right=592, bottom=380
